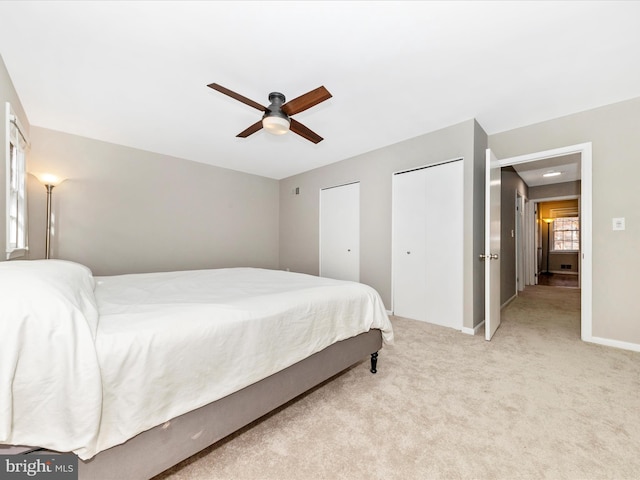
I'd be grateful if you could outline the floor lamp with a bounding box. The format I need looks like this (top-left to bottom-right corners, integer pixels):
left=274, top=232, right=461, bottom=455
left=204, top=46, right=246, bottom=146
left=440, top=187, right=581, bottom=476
left=34, top=173, right=66, bottom=259
left=542, top=218, right=554, bottom=275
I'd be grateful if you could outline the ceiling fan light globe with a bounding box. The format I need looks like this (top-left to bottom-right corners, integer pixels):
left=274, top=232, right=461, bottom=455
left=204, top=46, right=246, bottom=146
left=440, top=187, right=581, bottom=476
left=262, top=115, right=290, bottom=135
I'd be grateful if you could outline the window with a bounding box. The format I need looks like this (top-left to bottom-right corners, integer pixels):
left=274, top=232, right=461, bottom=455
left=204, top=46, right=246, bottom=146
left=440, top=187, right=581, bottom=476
left=5, top=102, right=28, bottom=259
left=551, top=209, right=579, bottom=252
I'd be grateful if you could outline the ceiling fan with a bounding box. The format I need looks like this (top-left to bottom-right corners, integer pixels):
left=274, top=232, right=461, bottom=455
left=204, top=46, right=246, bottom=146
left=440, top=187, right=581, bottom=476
left=207, top=83, right=332, bottom=144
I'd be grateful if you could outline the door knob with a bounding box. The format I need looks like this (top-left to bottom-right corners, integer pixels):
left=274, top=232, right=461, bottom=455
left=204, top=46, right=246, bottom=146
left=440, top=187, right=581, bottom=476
left=479, top=253, right=499, bottom=260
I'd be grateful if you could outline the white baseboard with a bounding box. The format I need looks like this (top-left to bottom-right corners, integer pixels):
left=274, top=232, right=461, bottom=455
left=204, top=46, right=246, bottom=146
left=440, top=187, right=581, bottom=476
left=584, top=335, right=640, bottom=353
left=501, top=294, right=517, bottom=309
left=461, top=295, right=514, bottom=336
left=462, top=320, right=484, bottom=336
left=549, top=270, right=579, bottom=275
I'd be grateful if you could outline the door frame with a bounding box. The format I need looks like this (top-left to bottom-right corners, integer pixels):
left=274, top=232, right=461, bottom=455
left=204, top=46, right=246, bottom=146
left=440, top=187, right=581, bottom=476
left=496, top=142, right=592, bottom=341
left=515, top=191, right=525, bottom=293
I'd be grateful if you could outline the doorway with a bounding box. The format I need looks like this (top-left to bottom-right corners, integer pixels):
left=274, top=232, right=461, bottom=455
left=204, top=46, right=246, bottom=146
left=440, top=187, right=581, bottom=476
left=490, top=142, right=592, bottom=342
left=534, top=197, right=580, bottom=289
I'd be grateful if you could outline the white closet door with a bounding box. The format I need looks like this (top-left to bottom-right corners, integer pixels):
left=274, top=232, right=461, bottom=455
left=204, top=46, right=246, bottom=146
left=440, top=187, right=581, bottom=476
left=393, top=160, right=463, bottom=329
left=320, top=182, right=360, bottom=282
left=392, top=169, right=428, bottom=321
left=423, top=160, right=463, bottom=328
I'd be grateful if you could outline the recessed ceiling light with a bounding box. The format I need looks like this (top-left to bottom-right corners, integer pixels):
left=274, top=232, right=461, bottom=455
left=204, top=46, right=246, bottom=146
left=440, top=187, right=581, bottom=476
left=543, top=171, right=562, bottom=177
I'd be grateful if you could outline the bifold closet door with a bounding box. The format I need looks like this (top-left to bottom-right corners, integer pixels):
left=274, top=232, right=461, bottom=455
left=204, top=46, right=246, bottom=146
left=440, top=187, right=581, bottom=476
left=320, top=182, right=360, bottom=282
left=392, top=160, right=463, bottom=329
left=392, top=169, right=428, bottom=321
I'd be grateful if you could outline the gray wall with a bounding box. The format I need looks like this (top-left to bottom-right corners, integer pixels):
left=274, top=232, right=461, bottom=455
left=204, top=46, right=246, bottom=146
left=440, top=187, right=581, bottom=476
left=27, top=127, right=280, bottom=276
left=0, top=54, right=30, bottom=261
left=489, top=96, right=640, bottom=345
left=279, top=119, right=487, bottom=330
left=500, top=167, right=528, bottom=304
left=529, top=180, right=581, bottom=200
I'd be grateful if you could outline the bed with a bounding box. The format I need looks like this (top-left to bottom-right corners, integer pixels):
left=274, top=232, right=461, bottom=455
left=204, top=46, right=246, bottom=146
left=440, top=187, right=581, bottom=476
left=0, top=260, right=393, bottom=479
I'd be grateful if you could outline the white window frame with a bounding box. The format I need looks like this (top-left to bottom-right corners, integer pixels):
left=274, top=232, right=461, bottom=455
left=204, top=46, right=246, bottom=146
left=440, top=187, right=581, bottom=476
left=6, top=102, right=29, bottom=259
left=550, top=207, right=579, bottom=253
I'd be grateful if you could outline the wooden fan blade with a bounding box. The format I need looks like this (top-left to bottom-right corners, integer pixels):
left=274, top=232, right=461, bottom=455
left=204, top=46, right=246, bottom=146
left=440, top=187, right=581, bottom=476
left=207, top=83, right=266, bottom=112
left=289, top=118, right=323, bottom=144
left=281, top=86, right=332, bottom=116
left=237, top=120, right=263, bottom=138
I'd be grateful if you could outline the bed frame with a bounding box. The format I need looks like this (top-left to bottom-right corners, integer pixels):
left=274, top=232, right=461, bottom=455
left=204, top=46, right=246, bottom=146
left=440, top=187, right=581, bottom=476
left=4, top=329, right=382, bottom=479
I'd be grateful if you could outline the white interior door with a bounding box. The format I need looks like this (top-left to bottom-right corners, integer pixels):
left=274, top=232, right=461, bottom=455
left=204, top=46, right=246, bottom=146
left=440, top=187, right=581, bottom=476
left=320, top=182, right=360, bottom=282
left=485, top=149, right=501, bottom=340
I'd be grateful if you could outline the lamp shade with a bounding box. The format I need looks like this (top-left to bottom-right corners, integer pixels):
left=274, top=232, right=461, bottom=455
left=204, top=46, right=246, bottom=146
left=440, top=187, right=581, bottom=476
left=542, top=218, right=554, bottom=224
left=33, top=172, right=66, bottom=187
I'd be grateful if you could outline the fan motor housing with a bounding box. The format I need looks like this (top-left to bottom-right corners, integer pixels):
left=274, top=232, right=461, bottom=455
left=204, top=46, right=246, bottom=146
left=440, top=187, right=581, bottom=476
left=268, top=92, right=286, bottom=105
left=265, top=92, right=289, bottom=120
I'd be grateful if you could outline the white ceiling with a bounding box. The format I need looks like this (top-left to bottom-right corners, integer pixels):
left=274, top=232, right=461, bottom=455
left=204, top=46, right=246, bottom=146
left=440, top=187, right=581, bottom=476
left=1, top=1, right=639, bottom=180
left=511, top=153, right=581, bottom=187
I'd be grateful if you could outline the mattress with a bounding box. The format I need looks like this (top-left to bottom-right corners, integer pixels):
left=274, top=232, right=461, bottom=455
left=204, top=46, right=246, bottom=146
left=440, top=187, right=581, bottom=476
left=0, top=261, right=393, bottom=460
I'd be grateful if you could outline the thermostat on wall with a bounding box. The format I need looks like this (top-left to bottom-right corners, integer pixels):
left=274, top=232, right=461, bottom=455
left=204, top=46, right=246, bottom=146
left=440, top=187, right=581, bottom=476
left=612, top=217, right=625, bottom=231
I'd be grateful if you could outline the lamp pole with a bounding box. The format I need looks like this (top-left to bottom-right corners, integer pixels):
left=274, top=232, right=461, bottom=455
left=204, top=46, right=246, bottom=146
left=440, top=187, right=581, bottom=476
left=34, top=173, right=65, bottom=260
left=543, top=218, right=554, bottom=274
left=44, top=184, right=54, bottom=259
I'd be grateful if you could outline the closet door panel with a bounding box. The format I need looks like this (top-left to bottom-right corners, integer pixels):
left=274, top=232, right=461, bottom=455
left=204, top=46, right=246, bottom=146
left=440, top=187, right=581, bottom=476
left=422, top=160, right=463, bottom=328
left=392, top=169, right=428, bottom=320
left=392, top=160, right=463, bottom=329
left=320, top=182, right=360, bottom=282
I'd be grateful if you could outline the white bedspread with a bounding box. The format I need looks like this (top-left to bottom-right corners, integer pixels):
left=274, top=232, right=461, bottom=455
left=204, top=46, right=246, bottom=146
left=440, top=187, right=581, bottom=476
left=1, top=262, right=392, bottom=460
left=0, top=261, right=103, bottom=457
left=92, top=268, right=392, bottom=458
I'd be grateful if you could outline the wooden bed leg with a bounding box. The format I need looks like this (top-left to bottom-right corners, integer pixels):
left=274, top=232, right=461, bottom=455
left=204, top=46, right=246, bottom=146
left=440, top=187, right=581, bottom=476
left=370, top=352, right=378, bottom=374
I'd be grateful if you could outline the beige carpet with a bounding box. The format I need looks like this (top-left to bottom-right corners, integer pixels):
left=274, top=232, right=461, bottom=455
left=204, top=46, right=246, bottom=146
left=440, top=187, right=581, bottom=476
left=156, top=286, right=640, bottom=480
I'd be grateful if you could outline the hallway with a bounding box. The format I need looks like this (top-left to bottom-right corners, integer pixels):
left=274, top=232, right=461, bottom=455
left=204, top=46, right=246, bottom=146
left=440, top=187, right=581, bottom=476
left=537, top=273, right=579, bottom=288
left=503, top=283, right=581, bottom=340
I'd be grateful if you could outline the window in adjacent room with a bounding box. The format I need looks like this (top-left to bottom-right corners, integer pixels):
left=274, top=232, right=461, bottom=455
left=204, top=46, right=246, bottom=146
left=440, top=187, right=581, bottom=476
left=550, top=207, right=579, bottom=252
left=5, top=102, right=28, bottom=259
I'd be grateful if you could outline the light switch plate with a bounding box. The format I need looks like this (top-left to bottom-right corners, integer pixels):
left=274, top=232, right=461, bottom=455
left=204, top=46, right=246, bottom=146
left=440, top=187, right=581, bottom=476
left=612, top=217, right=625, bottom=231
